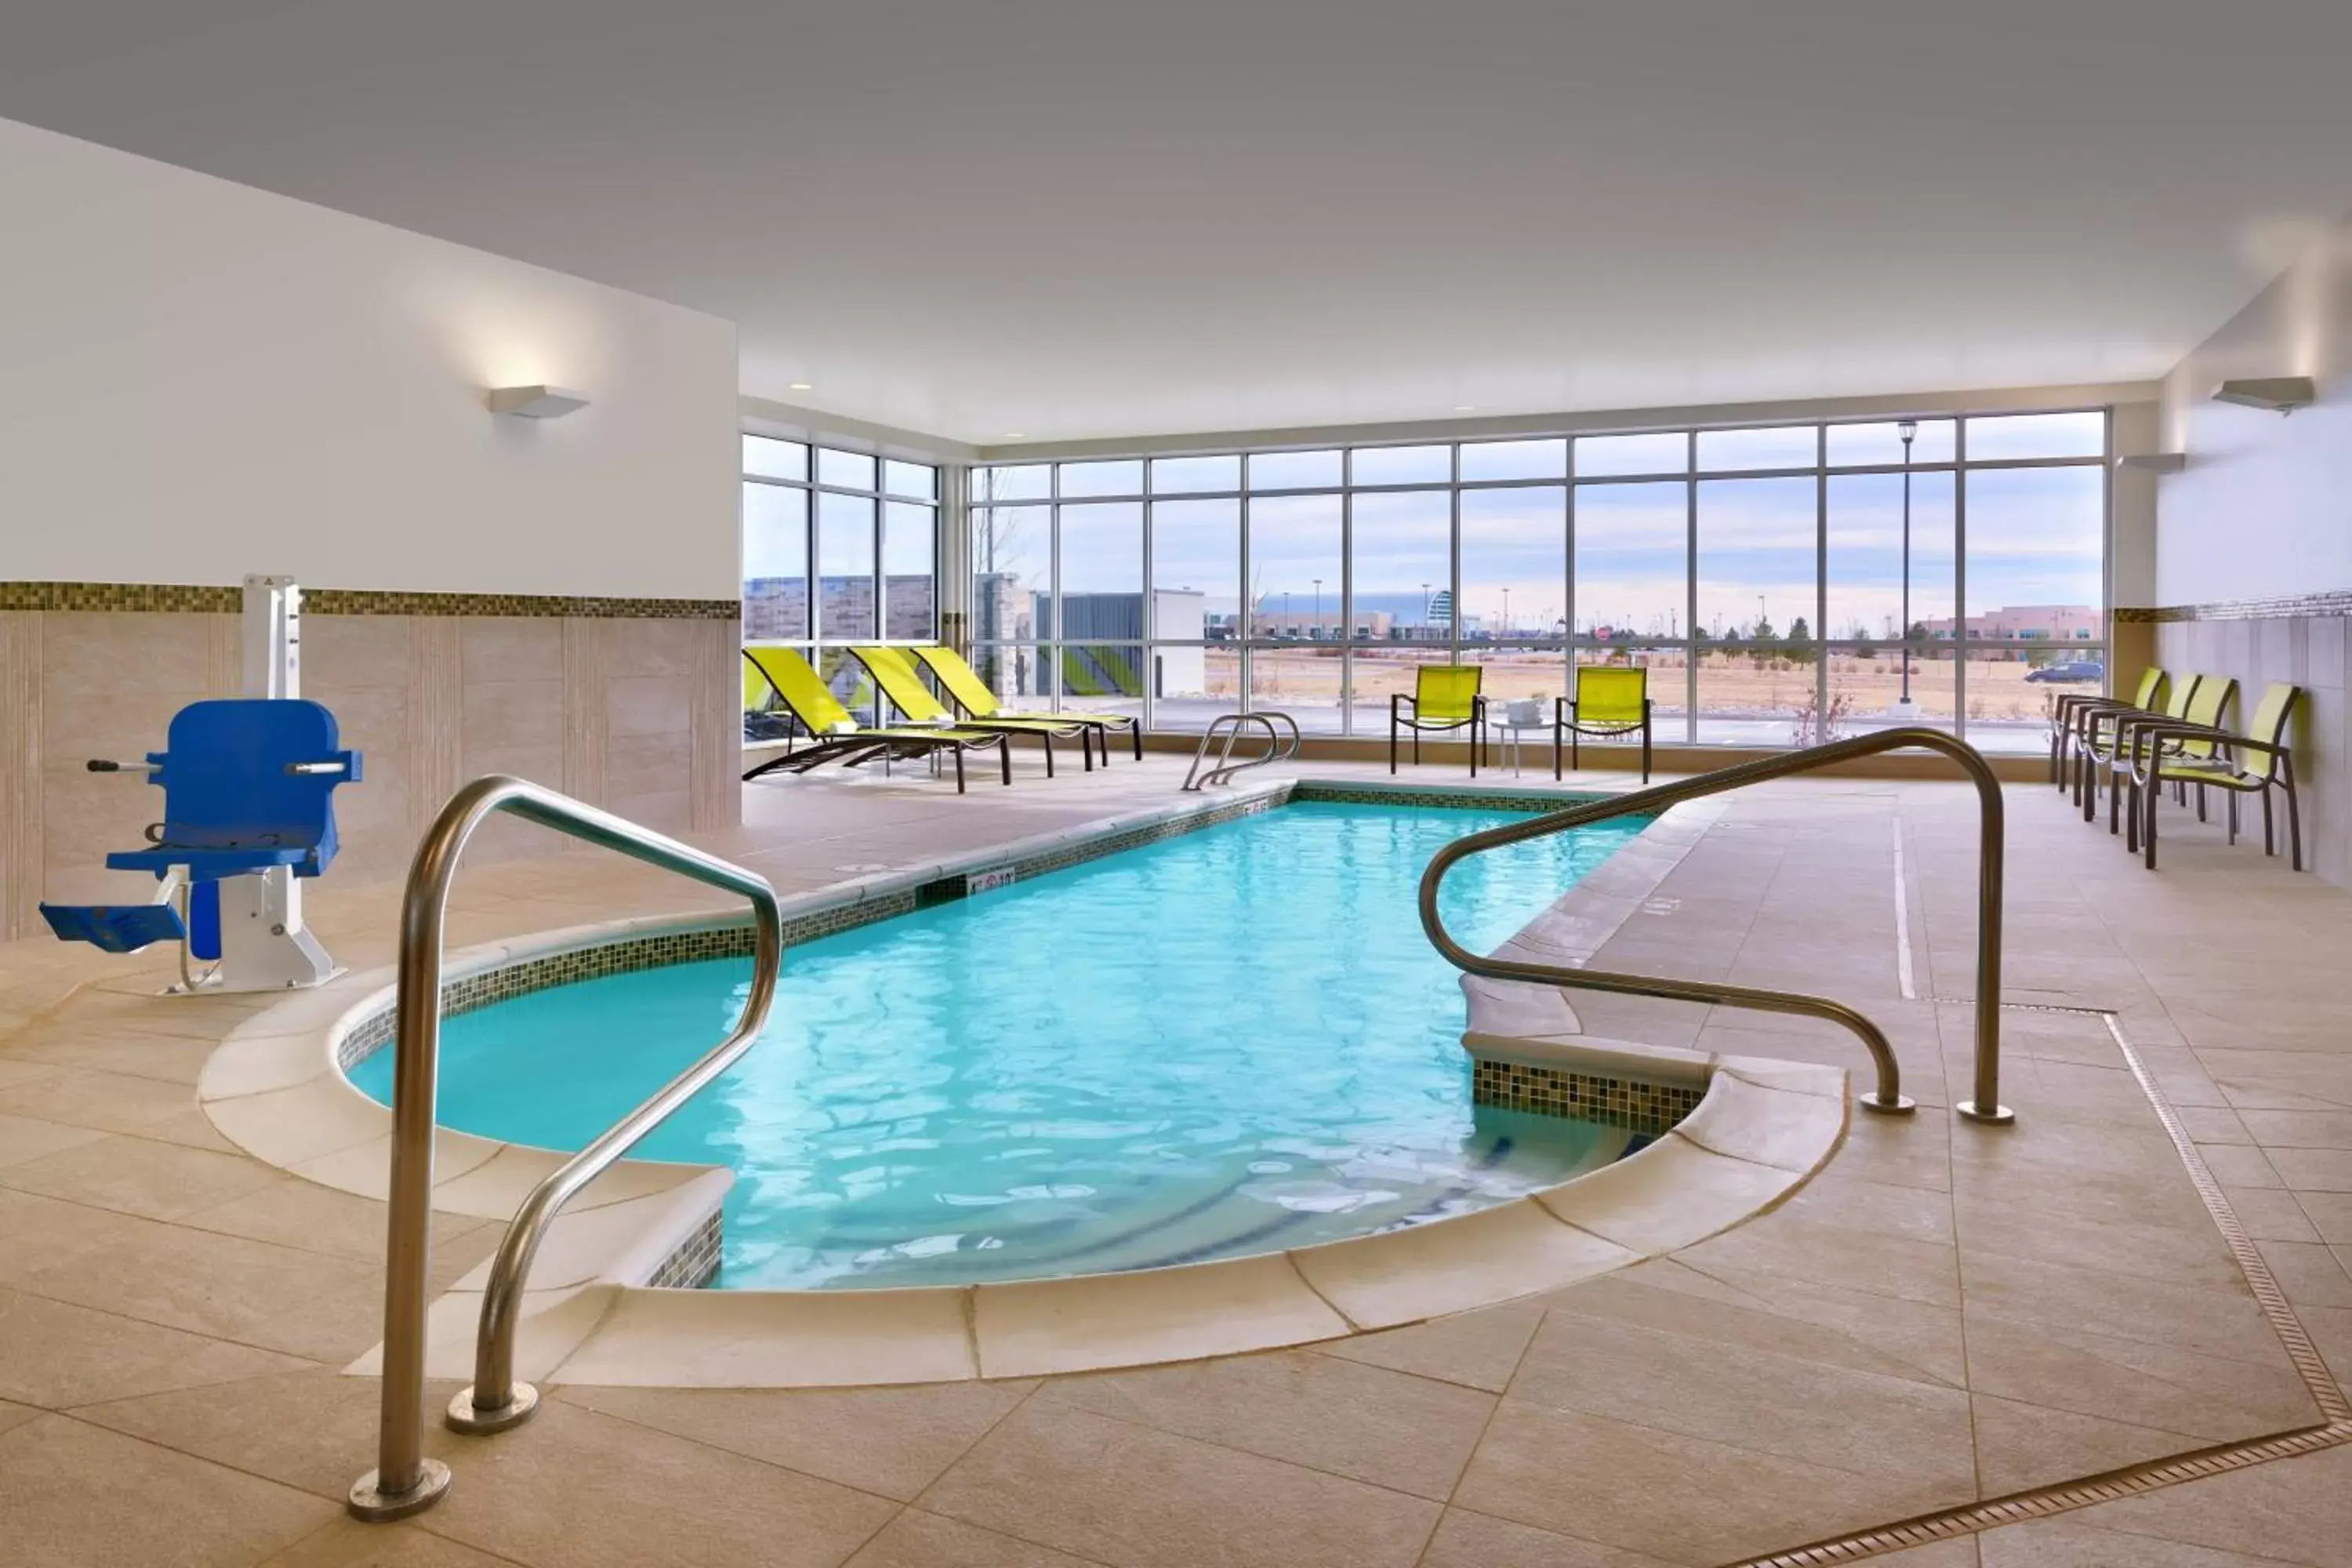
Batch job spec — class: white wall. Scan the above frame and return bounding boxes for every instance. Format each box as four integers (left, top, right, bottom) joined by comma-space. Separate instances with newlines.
2155, 221, 2352, 606
0, 116, 739, 600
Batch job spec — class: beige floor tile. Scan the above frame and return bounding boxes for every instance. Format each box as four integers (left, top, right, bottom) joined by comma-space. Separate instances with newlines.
1968, 1393, 2209, 1495
2043, 1442, 2352, 1566
1315, 1299, 1544, 1392
136, 1105, 250, 1152
1453, 1400, 1965, 1566
557, 1379, 1034, 1501
1625, 1255, 1973, 1385
258, 1517, 517, 1566
2255, 1239, 2352, 1309
1505, 1309, 1975, 1487
1953, 1197, 2247, 1292
843, 1508, 1106, 1568
1675, 1207, 1962, 1308
1542, 1269, 1965, 1388
1960, 1311, 2319, 1440
2193, 1142, 2284, 1189
0, 1396, 42, 1436
2266, 1146, 2352, 1192
0, 1109, 110, 1169
2238, 1109, 2352, 1149
1780, 1169, 1957, 1246
179, 1176, 487, 1261
419, 1397, 898, 1568
1958, 1251, 2287, 1367
2296, 1190, 2352, 1244
1040, 1348, 1496, 1501
2224, 1185, 2323, 1242
0, 1413, 335, 1566
0, 1063, 198, 1132
1416, 1507, 1682, 1567
0, 1286, 316, 1407
5, 1026, 218, 1084
1977, 1515, 2305, 1566
0, 1131, 283, 1221
919, 1399, 1439, 1568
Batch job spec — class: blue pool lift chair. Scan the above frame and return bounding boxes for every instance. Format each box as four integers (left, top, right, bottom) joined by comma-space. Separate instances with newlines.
39, 699, 361, 992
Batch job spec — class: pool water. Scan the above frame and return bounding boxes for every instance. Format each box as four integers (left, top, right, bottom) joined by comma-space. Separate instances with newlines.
351, 800, 1650, 1289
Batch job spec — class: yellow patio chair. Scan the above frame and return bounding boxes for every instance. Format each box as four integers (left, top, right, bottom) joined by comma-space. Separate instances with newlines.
850, 645, 1096, 776
1391, 664, 1486, 775
2101, 674, 2233, 837
1557, 667, 1653, 782
741, 645, 1011, 792
2128, 681, 2300, 869
2053, 666, 2165, 793
910, 645, 1144, 761
2078, 673, 2200, 826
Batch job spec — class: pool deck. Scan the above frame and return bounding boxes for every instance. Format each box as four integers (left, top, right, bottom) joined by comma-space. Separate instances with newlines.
2, 753, 2350, 1566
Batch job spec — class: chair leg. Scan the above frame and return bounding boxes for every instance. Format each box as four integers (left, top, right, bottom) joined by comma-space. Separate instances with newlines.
2196, 783, 2207, 823
1000, 739, 1012, 786
1469, 719, 1478, 778
2111, 767, 2125, 836
2227, 791, 2238, 846
2124, 774, 2139, 851
953, 747, 967, 794
1641, 722, 1651, 784
1390, 717, 1399, 775
2144, 775, 2159, 869
2263, 788, 2276, 855
1553, 720, 1563, 782
1043, 734, 1055, 779
1130, 722, 1142, 761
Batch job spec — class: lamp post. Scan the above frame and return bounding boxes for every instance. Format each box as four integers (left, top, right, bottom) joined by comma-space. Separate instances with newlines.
1312, 578, 1323, 640
1421, 583, 1431, 642
1890, 419, 1920, 717
1501, 587, 1511, 640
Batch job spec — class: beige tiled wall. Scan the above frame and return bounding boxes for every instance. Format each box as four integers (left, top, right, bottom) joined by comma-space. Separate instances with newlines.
2154, 615, 2349, 886
0, 610, 743, 937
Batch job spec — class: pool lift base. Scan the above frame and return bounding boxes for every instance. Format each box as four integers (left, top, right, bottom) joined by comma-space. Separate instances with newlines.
347, 1459, 452, 1523
1957, 1099, 2016, 1125
447, 1381, 540, 1436
1856, 1091, 1918, 1116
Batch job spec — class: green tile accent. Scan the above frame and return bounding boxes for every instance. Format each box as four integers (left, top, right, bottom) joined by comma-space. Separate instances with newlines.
1469, 1058, 1703, 1134
0, 580, 739, 619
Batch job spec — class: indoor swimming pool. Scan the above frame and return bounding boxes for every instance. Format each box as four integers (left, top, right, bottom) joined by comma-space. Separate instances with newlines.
350, 799, 1650, 1289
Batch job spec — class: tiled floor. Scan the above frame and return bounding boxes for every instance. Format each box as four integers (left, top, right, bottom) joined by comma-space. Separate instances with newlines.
1, 753, 2347, 1566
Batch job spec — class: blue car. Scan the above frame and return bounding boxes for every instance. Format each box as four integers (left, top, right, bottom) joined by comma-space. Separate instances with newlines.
2024, 660, 2104, 684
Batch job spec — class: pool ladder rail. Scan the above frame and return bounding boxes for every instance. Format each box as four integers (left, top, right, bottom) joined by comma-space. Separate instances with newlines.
349, 776, 786, 1523
1420, 727, 2013, 1128
1181, 711, 1303, 790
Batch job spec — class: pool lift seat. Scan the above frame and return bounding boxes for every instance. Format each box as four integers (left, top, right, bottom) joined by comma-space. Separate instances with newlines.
39, 698, 361, 993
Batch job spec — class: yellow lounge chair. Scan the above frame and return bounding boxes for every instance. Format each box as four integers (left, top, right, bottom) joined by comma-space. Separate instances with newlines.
2129, 681, 2299, 869
1556, 666, 1653, 782
741, 645, 1011, 793
850, 646, 1097, 776
2078, 673, 2199, 824
910, 645, 1144, 761
1392, 665, 1486, 775
2103, 674, 2233, 837
2053, 666, 2165, 791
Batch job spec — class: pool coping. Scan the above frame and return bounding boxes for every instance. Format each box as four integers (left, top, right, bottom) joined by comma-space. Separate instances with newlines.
198, 777, 1846, 1388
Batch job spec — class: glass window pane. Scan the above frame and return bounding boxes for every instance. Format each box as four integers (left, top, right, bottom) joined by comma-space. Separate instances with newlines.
742, 435, 808, 482
1465, 646, 1571, 714
1151, 455, 1241, 494
1460, 439, 1566, 483
1150, 499, 1240, 641
1461, 486, 1566, 643
1696, 477, 1818, 643
966, 644, 1044, 708
1965, 465, 2105, 750
1149, 644, 1240, 731
817, 448, 878, 491
882, 459, 937, 500
1060, 459, 1144, 499
742, 484, 808, 640
1058, 644, 1145, 724
882, 501, 935, 639
972, 506, 1047, 643
1348, 648, 1470, 735
1054, 502, 1143, 644
975, 464, 1051, 503
1350, 445, 1450, 486
1574, 481, 1689, 644
1965, 412, 2106, 462
1249, 449, 1342, 490
1826, 470, 1957, 734
1350, 490, 1449, 644
1247, 494, 1341, 640
1577, 432, 1687, 477
1827, 419, 1955, 467
816, 492, 877, 639
1697, 426, 1818, 472
1250, 644, 1344, 734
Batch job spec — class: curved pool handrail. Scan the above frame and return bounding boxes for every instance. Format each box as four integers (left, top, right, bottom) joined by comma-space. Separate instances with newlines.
1418, 727, 2009, 1126
1182, 711, 1303, 790
350, 775, 784, 1523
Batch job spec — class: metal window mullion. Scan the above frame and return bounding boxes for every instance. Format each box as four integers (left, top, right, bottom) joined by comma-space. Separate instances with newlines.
2101, 406, 2116, 699
1564, 437, 1578, 703
1816, 423, 1829, 744
1449, 441, 1463, 669
1239, 495, 1253, 720
1340, 463, 1355, 736
1686, 433, 1699, 745
1954, 418, 1968, 742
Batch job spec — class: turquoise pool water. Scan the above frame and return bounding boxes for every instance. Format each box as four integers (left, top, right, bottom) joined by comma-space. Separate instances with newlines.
351, 800, 1650, 1289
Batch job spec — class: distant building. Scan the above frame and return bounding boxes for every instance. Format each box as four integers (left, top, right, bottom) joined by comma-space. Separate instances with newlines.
1918, 605, 2100, 643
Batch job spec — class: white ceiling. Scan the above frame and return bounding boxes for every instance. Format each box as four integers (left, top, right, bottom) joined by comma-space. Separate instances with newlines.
5, 1, 2350, 445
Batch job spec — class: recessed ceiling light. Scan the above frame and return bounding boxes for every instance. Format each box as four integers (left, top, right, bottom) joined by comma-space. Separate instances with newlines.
1454, 405, 1476, 412
1004, 432, 1026, 440
786, 382, 813, 392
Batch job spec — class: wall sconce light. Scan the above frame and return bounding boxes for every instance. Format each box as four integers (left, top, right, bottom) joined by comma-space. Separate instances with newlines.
485, 385, 592, 419
2115, 452, 2188, 474
2210, 377, 2316, 415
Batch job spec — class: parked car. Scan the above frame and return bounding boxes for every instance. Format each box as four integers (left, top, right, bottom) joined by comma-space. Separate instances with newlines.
2024, 660, 2104, 684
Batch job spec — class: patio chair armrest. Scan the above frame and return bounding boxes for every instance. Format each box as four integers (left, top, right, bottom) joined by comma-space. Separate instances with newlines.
1392, 692, 1410, 717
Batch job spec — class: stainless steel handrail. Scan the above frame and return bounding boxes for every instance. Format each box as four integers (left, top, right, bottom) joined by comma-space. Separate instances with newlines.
1419, 727, 2010, 1125
1182, 711, 1302, 790
349, 776, 785, 1523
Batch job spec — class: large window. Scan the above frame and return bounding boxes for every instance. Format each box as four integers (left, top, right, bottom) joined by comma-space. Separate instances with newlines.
969, 410, 2108, 751
744, 436, 938, 730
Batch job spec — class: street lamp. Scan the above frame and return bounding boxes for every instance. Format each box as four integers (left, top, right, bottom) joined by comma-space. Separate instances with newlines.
1890, 419, 1920, 717
1421, 582, 1431, 642
1501, 587, 1511, 639
1312, 578, 1323, 640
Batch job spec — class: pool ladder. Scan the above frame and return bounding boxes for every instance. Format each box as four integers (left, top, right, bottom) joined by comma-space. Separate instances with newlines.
350, 777, 786, 1523
1419, 727, 2013, 1128
1181, 711, 1303, 790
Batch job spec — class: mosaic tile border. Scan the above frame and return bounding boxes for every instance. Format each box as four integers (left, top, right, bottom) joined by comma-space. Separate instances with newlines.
648, 1209, 725, 1290
1294, 782, 1613, 815
1470, 1058, 1705, 1135
2116, 590, 2352, 624
0, 580, 739, 619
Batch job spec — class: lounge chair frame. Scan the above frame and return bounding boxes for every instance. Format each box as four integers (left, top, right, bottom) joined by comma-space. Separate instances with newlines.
912, 645, 1143, 762
849, 646, 1096, 777
741, 649, 1011, 793
1554, 670, 1653, 782
1390, 666, 1488, 775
